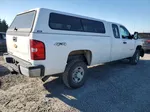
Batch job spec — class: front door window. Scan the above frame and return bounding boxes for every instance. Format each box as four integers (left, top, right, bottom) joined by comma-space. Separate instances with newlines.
120, 26, 130, 39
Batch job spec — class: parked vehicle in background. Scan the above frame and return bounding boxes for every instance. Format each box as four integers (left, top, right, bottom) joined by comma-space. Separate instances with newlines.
139, 33, 150, 51
3, 8, 144, 89
0, 32, 7, 52
143, 39, 150, 51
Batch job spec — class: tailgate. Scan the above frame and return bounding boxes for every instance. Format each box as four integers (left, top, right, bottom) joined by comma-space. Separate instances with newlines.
6, 35, 30, 61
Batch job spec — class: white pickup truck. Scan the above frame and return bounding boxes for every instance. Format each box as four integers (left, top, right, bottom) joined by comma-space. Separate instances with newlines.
3, 8, 144, 88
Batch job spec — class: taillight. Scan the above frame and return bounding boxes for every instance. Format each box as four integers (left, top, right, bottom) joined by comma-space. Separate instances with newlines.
146, 40, 150, 43
30, 39, 45, 60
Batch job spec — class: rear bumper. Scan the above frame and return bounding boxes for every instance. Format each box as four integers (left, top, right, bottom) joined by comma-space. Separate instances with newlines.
3, 53, 45, 77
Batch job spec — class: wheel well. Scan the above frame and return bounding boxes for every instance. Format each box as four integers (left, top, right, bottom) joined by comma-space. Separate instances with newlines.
67, 50, 92, 65
136, 45, 144, 57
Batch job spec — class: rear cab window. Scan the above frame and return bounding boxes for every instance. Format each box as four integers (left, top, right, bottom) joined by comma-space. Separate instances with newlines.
7, 10, 36, 36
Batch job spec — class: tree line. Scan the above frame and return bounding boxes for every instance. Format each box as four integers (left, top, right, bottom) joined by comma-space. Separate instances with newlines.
0, 19, 8, 32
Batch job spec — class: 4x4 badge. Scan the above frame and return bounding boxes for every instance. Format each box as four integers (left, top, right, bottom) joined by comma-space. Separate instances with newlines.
54, 42, 67, 46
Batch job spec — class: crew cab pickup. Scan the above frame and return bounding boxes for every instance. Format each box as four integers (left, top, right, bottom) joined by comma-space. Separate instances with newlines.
3, 8, 144, 88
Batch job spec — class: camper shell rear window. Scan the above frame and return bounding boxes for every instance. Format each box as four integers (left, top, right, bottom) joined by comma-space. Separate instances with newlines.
7, 10, 36, 35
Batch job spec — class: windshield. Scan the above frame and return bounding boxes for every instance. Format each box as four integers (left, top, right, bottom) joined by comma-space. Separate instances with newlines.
8, 11, 36, 33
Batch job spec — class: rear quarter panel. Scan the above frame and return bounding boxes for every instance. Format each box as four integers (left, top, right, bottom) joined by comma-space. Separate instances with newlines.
32, 33, 111, 76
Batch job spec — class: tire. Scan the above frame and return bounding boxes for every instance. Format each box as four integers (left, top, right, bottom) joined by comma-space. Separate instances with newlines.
129, 49, 140, 65
62, 60, 87, 89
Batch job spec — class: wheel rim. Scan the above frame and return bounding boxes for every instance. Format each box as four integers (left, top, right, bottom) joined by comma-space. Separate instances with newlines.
135, 52, 140, 63
72, 66, 84, 83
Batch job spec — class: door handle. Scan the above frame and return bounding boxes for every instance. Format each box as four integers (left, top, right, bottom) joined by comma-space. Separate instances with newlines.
123, 42, 127, 44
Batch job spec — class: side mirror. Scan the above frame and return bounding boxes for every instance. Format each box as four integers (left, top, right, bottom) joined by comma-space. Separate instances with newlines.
133, 32, 139, 40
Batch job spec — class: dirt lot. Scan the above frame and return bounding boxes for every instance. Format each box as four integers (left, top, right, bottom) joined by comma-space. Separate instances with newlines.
0, 53, 150, 112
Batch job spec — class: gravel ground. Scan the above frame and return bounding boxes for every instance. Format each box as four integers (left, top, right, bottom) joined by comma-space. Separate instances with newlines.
0, 53, 150, 112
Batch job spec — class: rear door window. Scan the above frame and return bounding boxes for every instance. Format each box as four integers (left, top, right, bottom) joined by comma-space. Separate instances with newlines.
112, 24, 120, 38
8, 11, 36, 33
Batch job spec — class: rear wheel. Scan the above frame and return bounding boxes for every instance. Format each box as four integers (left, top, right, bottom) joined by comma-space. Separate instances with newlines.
62, 60, 87, 89
129, 49, 140, 65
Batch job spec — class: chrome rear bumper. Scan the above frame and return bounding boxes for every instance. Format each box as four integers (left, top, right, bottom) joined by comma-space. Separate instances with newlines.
3, 53, 45, 77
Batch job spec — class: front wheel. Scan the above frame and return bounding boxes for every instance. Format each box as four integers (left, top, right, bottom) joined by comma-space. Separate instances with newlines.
129, 49, 140, 65
62, 60, 87, 89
